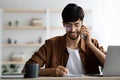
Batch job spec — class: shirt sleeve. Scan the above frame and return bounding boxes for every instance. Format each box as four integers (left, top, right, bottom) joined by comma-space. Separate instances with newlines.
92, 39, 106, 54
92, 39, 106, 66
25, 39, 52, 67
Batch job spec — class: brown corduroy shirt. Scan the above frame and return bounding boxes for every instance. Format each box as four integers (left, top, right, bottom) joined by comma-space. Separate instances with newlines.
25, 34, 105, 75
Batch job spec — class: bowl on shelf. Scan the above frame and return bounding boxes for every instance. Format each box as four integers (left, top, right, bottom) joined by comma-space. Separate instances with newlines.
9, 52, 25, 62
31, 18, 43, 27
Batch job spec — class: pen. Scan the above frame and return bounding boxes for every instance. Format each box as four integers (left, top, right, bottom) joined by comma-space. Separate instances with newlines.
56, 62, 60, 66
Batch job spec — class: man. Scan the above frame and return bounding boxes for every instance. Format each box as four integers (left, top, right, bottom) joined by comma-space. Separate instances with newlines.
22, 3, 106, 76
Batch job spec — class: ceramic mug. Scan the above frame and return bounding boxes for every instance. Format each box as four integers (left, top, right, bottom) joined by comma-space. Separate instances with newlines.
24, 63, 40, 78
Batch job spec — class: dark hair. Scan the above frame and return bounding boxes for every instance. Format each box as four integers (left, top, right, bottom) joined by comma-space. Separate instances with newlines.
62, 3, 84, 23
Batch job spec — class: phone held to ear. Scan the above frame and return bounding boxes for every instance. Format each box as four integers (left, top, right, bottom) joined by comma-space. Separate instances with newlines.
81, 23, 87, 39
81, 33, 86, 39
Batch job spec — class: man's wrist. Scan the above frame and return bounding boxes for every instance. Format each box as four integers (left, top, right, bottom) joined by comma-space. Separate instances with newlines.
40, 68, 56, 76
87, 41, 93, 47
87, 42, 95, 49
51, 68, 56, 76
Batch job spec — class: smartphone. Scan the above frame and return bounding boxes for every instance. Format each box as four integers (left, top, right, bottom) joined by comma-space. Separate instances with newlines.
81, 33, 86, 39
81, 22, 87, 39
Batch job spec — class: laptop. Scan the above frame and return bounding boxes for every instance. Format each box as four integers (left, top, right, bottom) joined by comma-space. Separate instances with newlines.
103, 45, 120, 76
86, 46, 120, 77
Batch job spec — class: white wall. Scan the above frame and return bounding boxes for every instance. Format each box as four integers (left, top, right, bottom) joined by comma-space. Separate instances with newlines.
103, 0, 120, 48
0, 0, 92, 9
91, 0, 120, 50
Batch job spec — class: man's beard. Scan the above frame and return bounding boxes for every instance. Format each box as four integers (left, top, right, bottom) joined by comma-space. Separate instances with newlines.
67, 31, 80, 40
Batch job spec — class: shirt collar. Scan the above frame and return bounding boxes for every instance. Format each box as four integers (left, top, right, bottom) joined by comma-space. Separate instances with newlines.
80, 38, 86, 52
62, 34, 86, 52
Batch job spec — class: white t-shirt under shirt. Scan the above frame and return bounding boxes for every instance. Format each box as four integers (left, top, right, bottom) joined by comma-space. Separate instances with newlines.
66, 47, 85, 74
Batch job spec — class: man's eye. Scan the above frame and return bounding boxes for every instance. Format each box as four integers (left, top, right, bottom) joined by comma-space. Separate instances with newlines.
75, 24, 80, 27
66, 24, 72, 27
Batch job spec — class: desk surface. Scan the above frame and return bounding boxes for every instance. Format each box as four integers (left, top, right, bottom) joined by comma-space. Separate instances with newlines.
1, 76, 120, 80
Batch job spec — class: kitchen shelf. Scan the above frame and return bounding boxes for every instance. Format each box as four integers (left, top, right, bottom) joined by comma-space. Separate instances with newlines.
3, 9, 46, 13
2, 61, 25, 64
2, 43, 42, 47
3, 9, 92, 14
3, 26, 46, 30
49, 26, 64, 30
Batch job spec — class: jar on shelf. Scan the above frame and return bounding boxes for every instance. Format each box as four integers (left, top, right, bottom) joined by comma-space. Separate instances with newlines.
31, 18, 43, 27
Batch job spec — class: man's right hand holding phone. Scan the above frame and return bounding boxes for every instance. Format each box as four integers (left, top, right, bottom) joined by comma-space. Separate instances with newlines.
80, 25, 92, 46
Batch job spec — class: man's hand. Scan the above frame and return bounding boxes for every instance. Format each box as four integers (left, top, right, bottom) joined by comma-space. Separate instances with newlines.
39, 66, 69, 76
55, 66, 69, 76
80, 25, 92, 46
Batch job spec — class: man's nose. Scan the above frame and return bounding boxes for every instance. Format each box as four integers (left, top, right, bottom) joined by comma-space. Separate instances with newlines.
70, 26, 76, 32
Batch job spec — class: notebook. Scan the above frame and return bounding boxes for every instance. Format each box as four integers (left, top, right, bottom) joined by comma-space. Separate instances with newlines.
63, 74, 84, 77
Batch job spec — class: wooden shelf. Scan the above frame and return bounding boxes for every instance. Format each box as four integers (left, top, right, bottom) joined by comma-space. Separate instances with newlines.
50, 27, 64, 30
3, 9, 92, 14
50, 9, 92, 14
3, 9, 60, 13
2, 43, 42, 47
49, 10, 62, 13
3, 9, 46, 13
3, 26, 46, 30
2, 61, 25, 64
